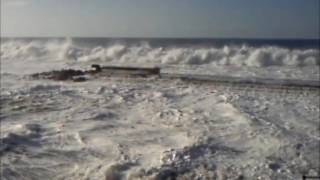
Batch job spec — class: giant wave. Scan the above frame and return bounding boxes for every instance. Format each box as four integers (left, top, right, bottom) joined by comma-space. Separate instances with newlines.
1, 38, 319, 68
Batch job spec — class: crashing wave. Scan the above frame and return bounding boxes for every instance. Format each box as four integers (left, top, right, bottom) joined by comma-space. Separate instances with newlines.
1, 38, 319, 67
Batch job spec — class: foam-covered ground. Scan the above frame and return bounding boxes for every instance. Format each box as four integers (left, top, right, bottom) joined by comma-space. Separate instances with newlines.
1, 38, 320, 179
1, 72, 319, 179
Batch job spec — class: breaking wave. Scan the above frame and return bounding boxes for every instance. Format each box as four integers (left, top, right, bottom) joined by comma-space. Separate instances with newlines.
1, 38, 319, 67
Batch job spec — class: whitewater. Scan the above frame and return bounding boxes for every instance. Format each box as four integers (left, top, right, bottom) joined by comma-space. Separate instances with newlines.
1, 38, 319, 179
1, 38, 319, 67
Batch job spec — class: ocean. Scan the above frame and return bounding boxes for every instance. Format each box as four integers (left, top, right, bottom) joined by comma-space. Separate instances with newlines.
1, 38, 319, 71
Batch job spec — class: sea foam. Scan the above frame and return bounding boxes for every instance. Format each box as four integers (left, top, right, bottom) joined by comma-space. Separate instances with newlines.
1, 38, 319, 68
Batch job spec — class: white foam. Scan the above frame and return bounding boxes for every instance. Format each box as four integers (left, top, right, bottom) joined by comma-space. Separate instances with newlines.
1, 39, 319, 68
1, 64, 319, 179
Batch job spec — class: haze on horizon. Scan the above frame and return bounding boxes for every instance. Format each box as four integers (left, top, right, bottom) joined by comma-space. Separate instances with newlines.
1, 0, 319, 39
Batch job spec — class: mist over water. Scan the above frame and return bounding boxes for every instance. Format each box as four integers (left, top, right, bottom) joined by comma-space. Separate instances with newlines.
1, 38, 319, 68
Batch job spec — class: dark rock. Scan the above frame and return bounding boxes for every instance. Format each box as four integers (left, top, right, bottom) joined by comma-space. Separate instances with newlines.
91, 64, 102, 72
238, 175, 245, 180
31, 69, 85, 81
53, 69, 84, 80
155, 168, 177, 180
72, 76, 87, 82
295, 143, 303, 150
268, 163, 281, 171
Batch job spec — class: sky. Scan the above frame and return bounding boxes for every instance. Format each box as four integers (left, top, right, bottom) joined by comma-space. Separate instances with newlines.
1, 0, 319, 38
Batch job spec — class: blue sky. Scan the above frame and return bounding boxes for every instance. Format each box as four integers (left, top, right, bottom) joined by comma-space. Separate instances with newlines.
1, 0, 319, 38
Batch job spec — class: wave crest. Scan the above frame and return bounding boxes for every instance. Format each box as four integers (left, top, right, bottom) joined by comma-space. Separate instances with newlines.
1, 39, 319, 67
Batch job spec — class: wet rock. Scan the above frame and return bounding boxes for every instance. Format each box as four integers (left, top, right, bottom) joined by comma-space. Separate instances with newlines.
31, 69, 85, 81
105, 163, 133, 180
91, 64, 102, 72
295, 143, 303, 150
154, 168, 177, 180
72, 76, 87, 82
268, 163, 281, 171
237, 174, 245, 180
92, 112, 116, 121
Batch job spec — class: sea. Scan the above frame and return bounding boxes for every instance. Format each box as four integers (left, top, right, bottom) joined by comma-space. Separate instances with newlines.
1, 38, 319, 72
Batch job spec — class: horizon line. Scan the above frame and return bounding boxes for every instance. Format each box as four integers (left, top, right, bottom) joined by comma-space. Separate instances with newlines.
1, 36, 319, 41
